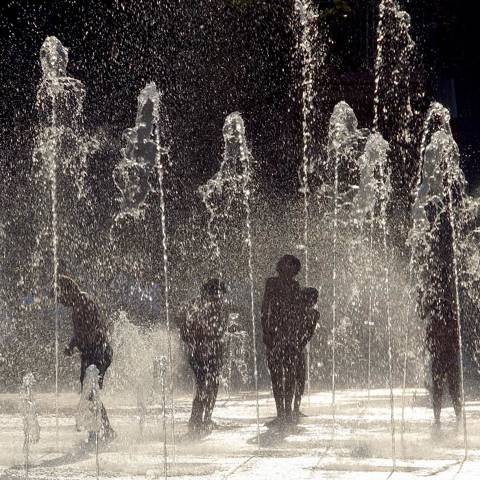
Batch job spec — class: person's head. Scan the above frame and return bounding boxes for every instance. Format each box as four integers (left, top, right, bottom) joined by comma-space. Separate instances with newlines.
202, 278, 227, 301
57, 275, 81, 307
302, 287, 319, 308
276, 255, 301, 279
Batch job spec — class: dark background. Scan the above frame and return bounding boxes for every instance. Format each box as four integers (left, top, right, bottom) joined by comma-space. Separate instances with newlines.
0, 0, 479, 197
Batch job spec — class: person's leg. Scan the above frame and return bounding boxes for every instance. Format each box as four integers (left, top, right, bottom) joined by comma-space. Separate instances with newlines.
431, 355, 446, 425
80, 354, 88, 391
447, 355, 463, 421
283, 355, 296, 423
189, 356, 205, 431
204, 360, 220, 427
267, 350, 285, 419
294, 352, 306, 415
96, 344, 115, 439
80, 352, 101, 443
97, 343, 113, 390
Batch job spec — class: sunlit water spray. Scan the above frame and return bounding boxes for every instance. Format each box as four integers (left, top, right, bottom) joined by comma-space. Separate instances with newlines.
201, 112, 260, 444
155, 356, 168, 480
411, 114, 469, 457
373, 2, 414, 467
374, 0, 415, 243
328, 101, 367, 425
21, 373, 40, 478
113, 82, 176, 458
76, 365, 103, 478
398, 103, 451, 433
373, 134, 395, 469
34, 36, 87, 444
354, 127, 384, 402
294, 0, 319, 403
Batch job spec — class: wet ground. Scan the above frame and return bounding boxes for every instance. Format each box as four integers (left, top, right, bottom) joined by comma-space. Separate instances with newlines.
1, 388, 479, 479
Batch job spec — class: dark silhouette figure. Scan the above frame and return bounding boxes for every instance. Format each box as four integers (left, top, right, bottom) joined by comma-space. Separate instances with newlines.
421, 204, 462, 427
58, 275, 115, 441
261, 255, 301, 427
293, 287, 320, 420
178, 278, 231, 435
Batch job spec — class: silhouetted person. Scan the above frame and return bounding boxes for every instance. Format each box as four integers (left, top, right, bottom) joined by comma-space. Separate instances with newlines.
178, 279, 232, 435
58, 275, 115, 441
421, 203, 462, 427
293, 287, 319, 421
261, 255, 301, 427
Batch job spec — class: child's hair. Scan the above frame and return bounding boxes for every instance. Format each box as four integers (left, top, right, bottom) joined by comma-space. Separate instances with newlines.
276, 255, 301, 277
302, 287, 319, 306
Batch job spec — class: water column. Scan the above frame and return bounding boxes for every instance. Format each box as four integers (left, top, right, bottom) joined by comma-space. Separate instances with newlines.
354, 133, 383, 402
113, 82, 176, 458
151, 85, 176, 459
34, 37, 86, 444
373, 0, 414, 469
327, 102, 366, 427
371, 134, 396, 470
201, 113, 260, 444
399, 103, 452, 433
75, 366, 102, 478
444, 136, 469, 459
235, 114, 261, 447
294, 0, 318, 402
21, 373, 40, 479
411, 118, 469, 458
374, 0, 416, 244
358, 133, 397, 468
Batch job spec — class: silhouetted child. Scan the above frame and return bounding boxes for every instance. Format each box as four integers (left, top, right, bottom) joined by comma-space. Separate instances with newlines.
293, 287, 319, 421
261, 255, 301, 427
421, 203, 462, 428
58, 275, 115, 442
178, 279, 232, 435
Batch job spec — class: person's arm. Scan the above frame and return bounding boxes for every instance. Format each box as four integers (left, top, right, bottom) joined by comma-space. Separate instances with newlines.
65, 298, 82, 355
261, 278, 275, 347
306, 311, 319, 342
261, 279, 277, 330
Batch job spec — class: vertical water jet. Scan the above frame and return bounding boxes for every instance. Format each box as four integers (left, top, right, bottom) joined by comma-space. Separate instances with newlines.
113, 82, 176, 459
34, 36, 87, 445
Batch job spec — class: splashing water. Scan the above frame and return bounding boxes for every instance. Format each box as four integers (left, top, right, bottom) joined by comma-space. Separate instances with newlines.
33, 36, 88, 445
21, 373, 40, 478
411, 121, 469, 457
152, 85, 177, 460
419, 102, 452, 169
222, 327, 251, 398
203, 112, 261, 444
294, 0, 318, 402
76, 365, 102, 477
156, 356, 168, 480
113, 82, 159, 222
362, 133, 396, 469
328, 101, 368, 424
199, 115, 251, 273
374, 0, 416, 243
113, 82, 176, 456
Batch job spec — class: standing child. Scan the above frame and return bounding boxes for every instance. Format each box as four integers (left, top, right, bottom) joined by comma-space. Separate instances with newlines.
58, 275, 115, 442
261, 255, 301, 428
178, 279, 233, 435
